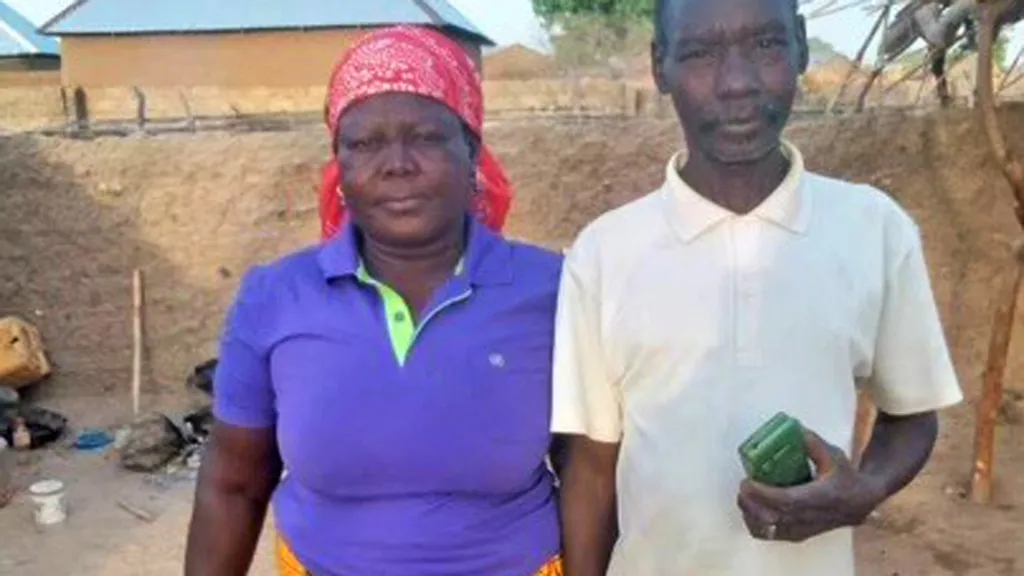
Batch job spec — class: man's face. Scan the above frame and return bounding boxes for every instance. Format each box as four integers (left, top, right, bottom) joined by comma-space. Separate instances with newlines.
653, 0, 808, 165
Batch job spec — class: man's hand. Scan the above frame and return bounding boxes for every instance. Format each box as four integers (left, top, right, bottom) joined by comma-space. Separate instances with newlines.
736, 429, 886, 543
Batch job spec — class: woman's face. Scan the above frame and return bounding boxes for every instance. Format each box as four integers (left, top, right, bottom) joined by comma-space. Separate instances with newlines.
336, 93, 477, 249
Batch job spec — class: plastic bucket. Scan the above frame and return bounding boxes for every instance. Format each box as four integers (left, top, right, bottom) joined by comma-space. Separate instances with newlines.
29, 479, 67, 526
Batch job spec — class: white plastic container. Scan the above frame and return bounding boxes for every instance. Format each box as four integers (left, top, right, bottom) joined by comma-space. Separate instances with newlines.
29, 479, 67, 526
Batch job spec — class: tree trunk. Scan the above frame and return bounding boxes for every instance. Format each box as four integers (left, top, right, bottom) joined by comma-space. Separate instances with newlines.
970, 243, 1024, 503
969, 0, 1024, 505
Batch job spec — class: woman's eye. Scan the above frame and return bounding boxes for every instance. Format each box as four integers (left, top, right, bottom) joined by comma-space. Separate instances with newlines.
343, 137, 375, 152
413, 131, 447, 144
680, 48, 713, 61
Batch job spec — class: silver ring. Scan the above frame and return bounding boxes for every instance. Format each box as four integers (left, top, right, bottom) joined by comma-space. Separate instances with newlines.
764, 523, 777, 540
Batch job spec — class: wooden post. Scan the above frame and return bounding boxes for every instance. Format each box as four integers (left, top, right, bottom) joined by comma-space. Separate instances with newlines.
132, 269, 144, 418
969, 0, 1024, 505
852, 388, 877, 468
970, 242, 1024, 503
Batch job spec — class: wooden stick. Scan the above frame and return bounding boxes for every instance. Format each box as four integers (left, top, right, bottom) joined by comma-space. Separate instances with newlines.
117, 499, 155, 523
852, 388, 877, 468
970, 243, 1024, 503
132, 269, 144, 418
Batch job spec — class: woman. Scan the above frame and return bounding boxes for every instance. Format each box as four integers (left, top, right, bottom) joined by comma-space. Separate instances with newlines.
184, 26, 563, 576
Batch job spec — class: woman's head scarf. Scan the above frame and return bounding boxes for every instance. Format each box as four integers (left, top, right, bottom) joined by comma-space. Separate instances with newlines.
318, 26, 512, 240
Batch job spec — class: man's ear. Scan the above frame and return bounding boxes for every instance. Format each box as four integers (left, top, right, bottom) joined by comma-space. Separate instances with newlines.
794, 14, 809, 75
652, 41, 670, 94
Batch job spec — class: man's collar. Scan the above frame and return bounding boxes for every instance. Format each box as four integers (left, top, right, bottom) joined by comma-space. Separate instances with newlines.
317, 217, 513, 287
661, 140, 811, 244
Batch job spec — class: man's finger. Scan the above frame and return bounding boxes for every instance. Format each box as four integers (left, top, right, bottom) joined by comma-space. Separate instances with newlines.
803, 428, 840, 476
737, 488, 781, 539
740, 477, 794, 507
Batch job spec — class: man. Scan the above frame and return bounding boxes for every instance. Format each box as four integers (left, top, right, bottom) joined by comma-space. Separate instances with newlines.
551, 0, 964, 574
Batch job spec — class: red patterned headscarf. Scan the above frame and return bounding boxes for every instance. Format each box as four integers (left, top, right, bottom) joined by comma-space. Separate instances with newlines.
319, 26, 512, 240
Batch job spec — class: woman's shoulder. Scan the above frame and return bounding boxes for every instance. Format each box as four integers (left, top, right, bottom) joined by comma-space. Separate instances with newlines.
233, 244, 326, 302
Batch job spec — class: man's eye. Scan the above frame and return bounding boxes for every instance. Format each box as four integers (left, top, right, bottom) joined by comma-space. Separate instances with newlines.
680, 48, 713, 61
756, 38, 787, 50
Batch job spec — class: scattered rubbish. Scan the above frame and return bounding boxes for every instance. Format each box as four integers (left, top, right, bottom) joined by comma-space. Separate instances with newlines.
29, 479, 67, 526
0, 406, 68, 451
183, 406, 214, 440
112, 427, 131, 450
0, 317, 52, 390
116, 499, 156, 523
11, 417, 30, 451
0, 387, 17, 408
119, 412, 187, 473
0, 438, 12, 509
186, 359, 217, 396
944, 483, 968, 499
74, 429, 115, 452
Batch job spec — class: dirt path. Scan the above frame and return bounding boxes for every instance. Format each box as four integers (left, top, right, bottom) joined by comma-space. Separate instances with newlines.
0, 447, 275, 576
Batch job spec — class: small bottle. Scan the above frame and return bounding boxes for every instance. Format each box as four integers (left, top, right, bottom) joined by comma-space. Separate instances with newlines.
12, 417, 31, 451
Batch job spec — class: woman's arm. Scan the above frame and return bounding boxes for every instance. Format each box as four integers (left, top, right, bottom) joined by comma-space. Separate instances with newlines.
184, 423, 283, 576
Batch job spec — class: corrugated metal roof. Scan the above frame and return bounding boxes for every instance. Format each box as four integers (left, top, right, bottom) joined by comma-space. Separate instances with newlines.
0, 1, 60, 58
41, 0, 493, 45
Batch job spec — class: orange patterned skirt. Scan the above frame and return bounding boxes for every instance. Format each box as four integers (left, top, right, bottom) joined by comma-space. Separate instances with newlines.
277, 537, 563, 575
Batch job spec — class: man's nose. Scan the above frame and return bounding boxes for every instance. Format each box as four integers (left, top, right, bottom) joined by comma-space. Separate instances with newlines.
715, 49, 760, 99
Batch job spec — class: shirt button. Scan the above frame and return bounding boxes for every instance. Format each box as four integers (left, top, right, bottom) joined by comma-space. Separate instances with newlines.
393, 311, 407, 323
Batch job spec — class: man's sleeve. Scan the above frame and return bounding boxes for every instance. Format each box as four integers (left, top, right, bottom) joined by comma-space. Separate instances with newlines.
213, 267, 277, 429
550, 246, 622, 443
864, 229, 964, 415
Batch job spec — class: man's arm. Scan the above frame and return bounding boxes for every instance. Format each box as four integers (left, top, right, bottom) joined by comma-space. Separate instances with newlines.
739, 219, 962, 542
550, 236, 625, 570
561, 436, 620, 576
858, 410, 938, 500
185, 424, 282, 576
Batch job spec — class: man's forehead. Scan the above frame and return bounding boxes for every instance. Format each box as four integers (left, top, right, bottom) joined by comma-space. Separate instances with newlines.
666, 0, 794, 37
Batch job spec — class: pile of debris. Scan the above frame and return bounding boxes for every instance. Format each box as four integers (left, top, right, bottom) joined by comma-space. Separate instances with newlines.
0, 317, 65, 508
117, 359, 216, 475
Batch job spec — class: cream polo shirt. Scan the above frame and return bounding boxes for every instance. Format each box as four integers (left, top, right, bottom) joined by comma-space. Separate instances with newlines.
550, 141, 963, 576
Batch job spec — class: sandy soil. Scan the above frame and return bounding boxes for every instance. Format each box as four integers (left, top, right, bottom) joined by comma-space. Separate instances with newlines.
1, 107, 1023, 574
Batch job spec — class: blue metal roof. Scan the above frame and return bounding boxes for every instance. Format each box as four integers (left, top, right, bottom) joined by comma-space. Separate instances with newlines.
0, 1, 60, 58
41, 0, 493, 45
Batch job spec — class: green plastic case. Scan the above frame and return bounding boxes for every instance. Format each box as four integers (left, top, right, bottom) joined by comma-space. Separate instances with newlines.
738, 412, 813, 487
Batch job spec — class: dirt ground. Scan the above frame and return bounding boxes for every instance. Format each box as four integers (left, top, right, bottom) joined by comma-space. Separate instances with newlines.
1, 106, 1023, 574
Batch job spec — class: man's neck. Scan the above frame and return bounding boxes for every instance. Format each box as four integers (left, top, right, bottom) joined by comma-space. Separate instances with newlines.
679, 145, 791, 215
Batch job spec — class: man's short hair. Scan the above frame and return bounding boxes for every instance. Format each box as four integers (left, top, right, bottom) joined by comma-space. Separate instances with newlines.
654, 0, 800, 48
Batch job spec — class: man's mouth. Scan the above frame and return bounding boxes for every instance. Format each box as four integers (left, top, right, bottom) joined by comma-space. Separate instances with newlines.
719, 118, 763, 136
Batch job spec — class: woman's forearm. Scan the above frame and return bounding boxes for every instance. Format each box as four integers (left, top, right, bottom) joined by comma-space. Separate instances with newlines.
184, 423, 282, 576
184, 484, 274, 576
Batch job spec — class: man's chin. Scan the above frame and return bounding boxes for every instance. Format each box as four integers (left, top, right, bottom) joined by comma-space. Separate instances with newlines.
707, 136, 780, 165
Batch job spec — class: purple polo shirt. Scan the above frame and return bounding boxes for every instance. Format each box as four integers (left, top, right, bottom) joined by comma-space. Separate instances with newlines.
213, 219, 562, 576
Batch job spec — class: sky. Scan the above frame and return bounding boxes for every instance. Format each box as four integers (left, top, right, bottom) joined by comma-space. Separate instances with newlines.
9, 0, 1023, 64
